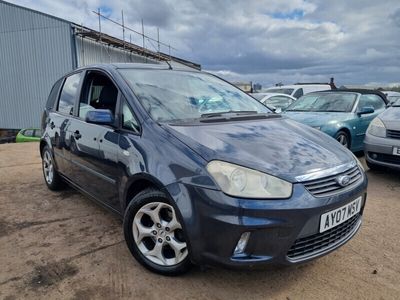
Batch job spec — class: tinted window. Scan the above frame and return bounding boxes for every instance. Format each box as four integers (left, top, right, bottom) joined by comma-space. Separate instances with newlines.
119, 70, 270, 122
293, 88, 303, 99
358, 94, 385, 110
58, 73, 82, 115
46, 79, 63, 110
286, 93, 357, 112
122, 97, 140, 132
23, 129, 34, 137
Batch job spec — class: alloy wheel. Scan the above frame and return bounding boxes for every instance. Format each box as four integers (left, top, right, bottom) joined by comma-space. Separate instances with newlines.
43, 151, 54, 184
132, 202, 188, 266
336, 134, 348, 148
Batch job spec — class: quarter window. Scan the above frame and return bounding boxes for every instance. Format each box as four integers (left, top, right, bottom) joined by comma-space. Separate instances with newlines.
121, 97, 140, 132
58, 73, 82, 115
293, 88, 304, 99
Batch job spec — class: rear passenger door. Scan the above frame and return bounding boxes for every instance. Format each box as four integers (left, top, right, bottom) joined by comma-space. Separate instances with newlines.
48, 72, 83, 177
67, 70, 121, 211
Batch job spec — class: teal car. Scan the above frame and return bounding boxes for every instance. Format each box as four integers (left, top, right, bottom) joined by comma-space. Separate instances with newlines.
15, 128, 41, 143
284, 90, 388, 152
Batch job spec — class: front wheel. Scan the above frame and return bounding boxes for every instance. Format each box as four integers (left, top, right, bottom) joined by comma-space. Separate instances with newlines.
335, 131, 350, 149
123, 188, 192, 276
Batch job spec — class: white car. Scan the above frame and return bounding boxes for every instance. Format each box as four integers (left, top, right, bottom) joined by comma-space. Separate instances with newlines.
382, 91, 400, 104
263, 84, 332, 99
250, 93, 296, 112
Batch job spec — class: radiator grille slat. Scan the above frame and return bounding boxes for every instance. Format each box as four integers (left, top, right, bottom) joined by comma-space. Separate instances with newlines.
387, 129, 400, 139
303, 166, 362, 197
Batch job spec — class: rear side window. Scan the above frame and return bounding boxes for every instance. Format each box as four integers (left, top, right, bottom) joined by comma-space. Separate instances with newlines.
58, 73, 82, 115
293, 88, 303, 99
359, 94, 385, 110
46, 79, 63, 110
23, 129, 34, 137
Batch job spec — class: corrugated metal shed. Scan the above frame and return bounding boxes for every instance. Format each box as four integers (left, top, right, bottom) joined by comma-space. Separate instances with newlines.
0, 0, 200, 129
0, 0, 74, 129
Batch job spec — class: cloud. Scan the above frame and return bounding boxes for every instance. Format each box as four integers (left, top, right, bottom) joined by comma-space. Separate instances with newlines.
7, 0, 400, 87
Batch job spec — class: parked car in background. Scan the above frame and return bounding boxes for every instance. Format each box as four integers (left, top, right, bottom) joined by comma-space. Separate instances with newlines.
284, 89, 388, 151
264, 83, 332, 99
364, 97, 400, 170
15, 128, 41, 142
40, 63, 367, 275
250, 93, 296, 112
382, 91, 400, 104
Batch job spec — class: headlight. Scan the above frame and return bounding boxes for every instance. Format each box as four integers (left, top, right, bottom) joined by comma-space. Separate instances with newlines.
206, 161, 292, 199
351, 152, 365, 172
367, 117, 386, 137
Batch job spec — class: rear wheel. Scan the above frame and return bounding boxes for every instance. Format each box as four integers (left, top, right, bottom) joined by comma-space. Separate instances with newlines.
123, 188, 191, 276
335, 131, 350, 149
42, 146, 64, 190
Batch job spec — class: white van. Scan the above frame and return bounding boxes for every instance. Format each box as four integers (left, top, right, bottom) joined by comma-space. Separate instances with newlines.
264, 84, 332, 99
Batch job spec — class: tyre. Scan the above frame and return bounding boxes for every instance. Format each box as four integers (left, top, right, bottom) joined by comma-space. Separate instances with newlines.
335, 131, 350, 149
366, 160, 385, 171
123, 188, 191, 276
42, 145, 65, 190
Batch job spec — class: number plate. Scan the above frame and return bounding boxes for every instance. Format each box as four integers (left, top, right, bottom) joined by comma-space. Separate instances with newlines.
319, 197, 362, 233
393, 147, 400, 156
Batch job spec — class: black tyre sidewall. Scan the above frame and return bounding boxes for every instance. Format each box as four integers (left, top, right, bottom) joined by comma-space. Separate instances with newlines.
335, 131, 350, 149
123, 189, 192, 276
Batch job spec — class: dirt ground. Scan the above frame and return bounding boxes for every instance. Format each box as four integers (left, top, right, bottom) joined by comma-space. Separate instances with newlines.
0, 142, 399, 300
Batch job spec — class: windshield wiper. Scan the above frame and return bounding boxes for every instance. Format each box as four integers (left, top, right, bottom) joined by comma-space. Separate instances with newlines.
285, 109, 308, 112
200, 110, 258, 118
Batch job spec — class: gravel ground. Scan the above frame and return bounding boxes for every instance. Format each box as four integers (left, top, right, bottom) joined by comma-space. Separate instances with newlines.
0, 142, 399, 300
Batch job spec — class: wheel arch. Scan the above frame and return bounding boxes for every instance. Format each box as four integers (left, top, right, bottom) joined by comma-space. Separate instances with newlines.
336, 127, 352, 148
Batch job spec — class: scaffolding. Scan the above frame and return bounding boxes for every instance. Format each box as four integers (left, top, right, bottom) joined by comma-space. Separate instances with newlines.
73, 9, 200, 70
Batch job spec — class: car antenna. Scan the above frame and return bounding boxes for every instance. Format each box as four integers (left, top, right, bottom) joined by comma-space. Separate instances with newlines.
164, 60, 173, 70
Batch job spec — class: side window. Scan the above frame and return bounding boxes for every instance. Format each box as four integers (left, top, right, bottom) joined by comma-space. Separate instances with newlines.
79, 72, 118, 119
33, 129, 42, 138
24, 129, 34, 137
46, 79, 63, 110
121, 97, 140, 133
58, 73, 82, 115
293, 88, 303, 99
359, 94, 385, 110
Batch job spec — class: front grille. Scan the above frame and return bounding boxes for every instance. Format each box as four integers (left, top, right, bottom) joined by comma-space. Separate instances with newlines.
387, 129, 400, 140
370, 152, 400, 165
303, 165, 362, 197
287, 214, 361, 260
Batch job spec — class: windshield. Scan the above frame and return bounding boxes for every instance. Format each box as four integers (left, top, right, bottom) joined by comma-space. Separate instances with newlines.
392, 98, 400, 106
286, 92, 357, 112
119, 69, 270, 122
265, 88, 294, 95
388, 96, 400, 104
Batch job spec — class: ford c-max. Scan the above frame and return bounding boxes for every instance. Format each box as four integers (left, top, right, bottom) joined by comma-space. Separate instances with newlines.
40, 63, 367, 275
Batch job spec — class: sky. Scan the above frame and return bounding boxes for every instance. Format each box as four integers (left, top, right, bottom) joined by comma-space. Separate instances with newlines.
7, 0, 400, 88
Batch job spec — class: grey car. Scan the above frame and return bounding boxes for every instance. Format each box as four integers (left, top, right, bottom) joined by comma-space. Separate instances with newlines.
364, 98, 400, 170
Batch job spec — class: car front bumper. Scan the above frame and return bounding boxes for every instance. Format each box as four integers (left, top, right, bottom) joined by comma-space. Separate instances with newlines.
364, 133, 400, 170
165, 173, 368, 269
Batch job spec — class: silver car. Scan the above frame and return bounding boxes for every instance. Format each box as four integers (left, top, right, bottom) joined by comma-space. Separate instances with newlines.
364, 98, 400, 170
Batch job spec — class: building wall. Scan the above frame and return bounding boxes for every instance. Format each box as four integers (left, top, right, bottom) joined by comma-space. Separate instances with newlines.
75, 37, 158, 67
0, 0, 74, 129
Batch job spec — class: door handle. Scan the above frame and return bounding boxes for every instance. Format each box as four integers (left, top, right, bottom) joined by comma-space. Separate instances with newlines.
50, 121, 55, 129
74, 130, 82, 140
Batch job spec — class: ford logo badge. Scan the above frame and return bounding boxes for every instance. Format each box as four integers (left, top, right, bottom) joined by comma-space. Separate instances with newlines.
336, 175, 351, 187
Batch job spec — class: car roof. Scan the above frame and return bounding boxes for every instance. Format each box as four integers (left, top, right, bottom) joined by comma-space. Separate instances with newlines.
318, 89, 388, 104
265, 84, 331, 89
75, 62, 200, 72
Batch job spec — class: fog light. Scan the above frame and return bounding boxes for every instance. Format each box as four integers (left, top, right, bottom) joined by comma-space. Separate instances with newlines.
371, 153, 378, 159
233, 232, 250, 255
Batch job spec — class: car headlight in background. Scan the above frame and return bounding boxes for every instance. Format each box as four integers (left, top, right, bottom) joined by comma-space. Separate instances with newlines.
206, 160, 292, 199
367, 117, 386, 137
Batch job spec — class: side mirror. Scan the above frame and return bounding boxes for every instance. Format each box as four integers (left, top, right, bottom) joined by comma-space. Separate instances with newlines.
357, 106, 375, 116
86, 109, 114, 126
